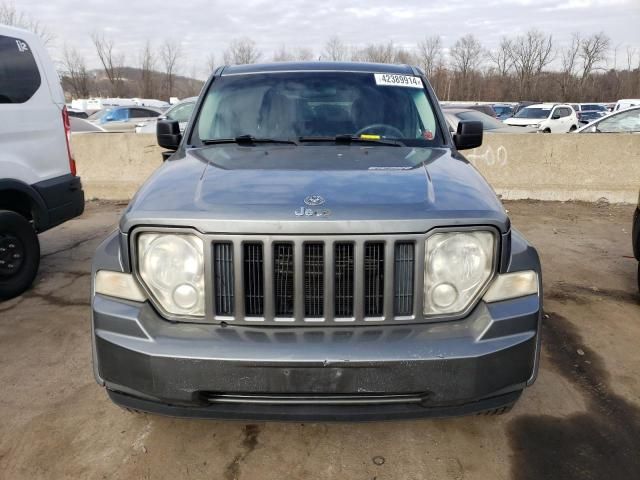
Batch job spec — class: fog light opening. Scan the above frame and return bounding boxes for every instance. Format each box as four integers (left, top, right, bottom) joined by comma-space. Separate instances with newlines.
431, 283, 458, 309
172, 283, 199, 310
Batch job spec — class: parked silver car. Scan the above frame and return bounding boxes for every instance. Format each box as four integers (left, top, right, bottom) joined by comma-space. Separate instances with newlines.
576, 106, 640, 133
88, 106, 162, 132
135, 97, 197, 134
443, 108, 536, 134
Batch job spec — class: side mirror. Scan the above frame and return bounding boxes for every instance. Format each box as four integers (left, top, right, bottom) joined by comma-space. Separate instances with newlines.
157, 119, 182, 151
453, 120, 483, 150
551, 113, 561, 120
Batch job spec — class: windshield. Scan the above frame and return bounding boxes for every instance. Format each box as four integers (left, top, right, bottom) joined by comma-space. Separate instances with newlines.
456, 110, 505, 130
493, 105, 513, 116
192, 72, 440, 146
515, 107, 551, 119
88, 109, 109, 120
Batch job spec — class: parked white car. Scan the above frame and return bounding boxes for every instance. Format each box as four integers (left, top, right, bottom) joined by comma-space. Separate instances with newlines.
0, 24, 85, 299
504, 103, 579, 133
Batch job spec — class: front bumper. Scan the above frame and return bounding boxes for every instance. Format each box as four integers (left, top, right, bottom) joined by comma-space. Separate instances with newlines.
93, 291, 540, 420
92, 226, 541, 421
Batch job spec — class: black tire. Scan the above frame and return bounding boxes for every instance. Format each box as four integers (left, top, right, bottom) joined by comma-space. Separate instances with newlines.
543, 128, 551, 133
0, 210, 40, 300
569, 125, 577, 132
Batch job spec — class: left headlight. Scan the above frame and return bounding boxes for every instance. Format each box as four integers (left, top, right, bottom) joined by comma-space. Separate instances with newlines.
424, 231, 495, 316
138, 232, 205, 317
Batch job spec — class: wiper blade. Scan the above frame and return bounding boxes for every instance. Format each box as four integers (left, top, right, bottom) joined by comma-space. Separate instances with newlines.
299, 135, 403, 147
202, 135, 298, 145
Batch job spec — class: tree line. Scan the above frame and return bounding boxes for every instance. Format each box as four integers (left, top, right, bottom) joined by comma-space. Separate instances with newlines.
2, 2, 638, 102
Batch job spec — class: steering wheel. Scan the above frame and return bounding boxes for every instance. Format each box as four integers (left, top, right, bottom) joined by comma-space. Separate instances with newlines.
354, 124, 404, 138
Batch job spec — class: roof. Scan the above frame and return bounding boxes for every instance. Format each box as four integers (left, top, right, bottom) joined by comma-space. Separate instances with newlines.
0, 24, 38, 40
528, 103, 561, 109
221, 61, 415, 76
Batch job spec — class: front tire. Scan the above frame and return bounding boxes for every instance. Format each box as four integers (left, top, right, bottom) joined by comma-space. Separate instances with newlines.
0, 210, 40, 300
569, 125, 577, 132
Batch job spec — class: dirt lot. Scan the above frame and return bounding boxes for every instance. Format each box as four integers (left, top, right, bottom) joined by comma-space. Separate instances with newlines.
0, 200, 638, 480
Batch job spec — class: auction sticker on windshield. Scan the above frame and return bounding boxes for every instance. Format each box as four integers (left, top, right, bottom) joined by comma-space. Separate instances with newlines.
374, 73, 423, 88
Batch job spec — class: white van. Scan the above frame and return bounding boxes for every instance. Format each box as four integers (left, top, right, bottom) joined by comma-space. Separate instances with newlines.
614, 99, 640, 111
0, 24, 85, 299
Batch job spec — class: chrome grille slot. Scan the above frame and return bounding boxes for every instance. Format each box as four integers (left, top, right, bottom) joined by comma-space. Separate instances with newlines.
364, 242, 384, 317
273, 243, 294, 316
213, 243, 234, 315
304, 243, 324, 317
334, 243, 354, 317
243, 243, 264, 316
394, 242, 414, 316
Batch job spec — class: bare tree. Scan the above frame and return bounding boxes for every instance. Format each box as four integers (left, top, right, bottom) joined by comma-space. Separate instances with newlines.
206, 53, 217, 73
416, 36, 443, 78
355, 41, 404, 64
450, 34, 485, 77
0, 1, 54, 45
61, 45, 90, 98
626, 46, 638, 71
160, 39, 181, 98
273, 44, 294, 62
295, 47, 314, 61
139, 41, 156, 98
322, 36, 348, 61
508, 29, 554, 98
223, 38, 261, 65
91, 32, 125, 97
450, 34, 484, 98
488, 37, 513, 76
273, 45, 314, 62
579, 32, 610, 82
559, 33, 581, 100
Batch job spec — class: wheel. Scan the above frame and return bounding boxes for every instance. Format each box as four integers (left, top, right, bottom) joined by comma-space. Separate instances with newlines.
543, 128, 551, 133
0, 210, 40, 300
569, 125, 577, 132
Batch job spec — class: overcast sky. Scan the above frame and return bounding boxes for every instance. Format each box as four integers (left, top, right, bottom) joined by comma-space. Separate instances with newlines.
16, 0, 640, 77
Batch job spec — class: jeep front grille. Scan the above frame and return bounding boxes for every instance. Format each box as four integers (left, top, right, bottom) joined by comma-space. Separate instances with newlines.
211, 236, 421, 325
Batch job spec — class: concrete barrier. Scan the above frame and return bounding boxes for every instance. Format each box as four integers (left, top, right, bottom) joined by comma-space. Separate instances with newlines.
72, 132, 640, 203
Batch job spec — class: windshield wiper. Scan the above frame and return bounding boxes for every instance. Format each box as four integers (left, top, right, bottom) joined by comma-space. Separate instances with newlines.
201, 135, 298, 145
299, 135, 404, 147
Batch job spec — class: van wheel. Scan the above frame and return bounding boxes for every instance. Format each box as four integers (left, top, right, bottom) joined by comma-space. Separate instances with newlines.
543, 128, 551, 133
0, 210, 40, 300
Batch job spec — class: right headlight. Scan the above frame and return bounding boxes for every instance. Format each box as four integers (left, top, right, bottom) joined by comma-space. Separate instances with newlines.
137, 232, 205, 317
424, 231, 495, 316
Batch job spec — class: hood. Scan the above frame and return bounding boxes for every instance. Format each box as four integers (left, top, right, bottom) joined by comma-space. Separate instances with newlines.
494, 125, 538, 134
504, 117, 545, 126
122, 145, 508, 234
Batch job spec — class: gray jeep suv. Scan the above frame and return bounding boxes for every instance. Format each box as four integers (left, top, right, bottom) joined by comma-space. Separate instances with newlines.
91, 62, 542, 420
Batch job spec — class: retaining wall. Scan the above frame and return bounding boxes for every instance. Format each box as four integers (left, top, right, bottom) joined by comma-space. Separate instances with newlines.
72, 133, 640, 203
